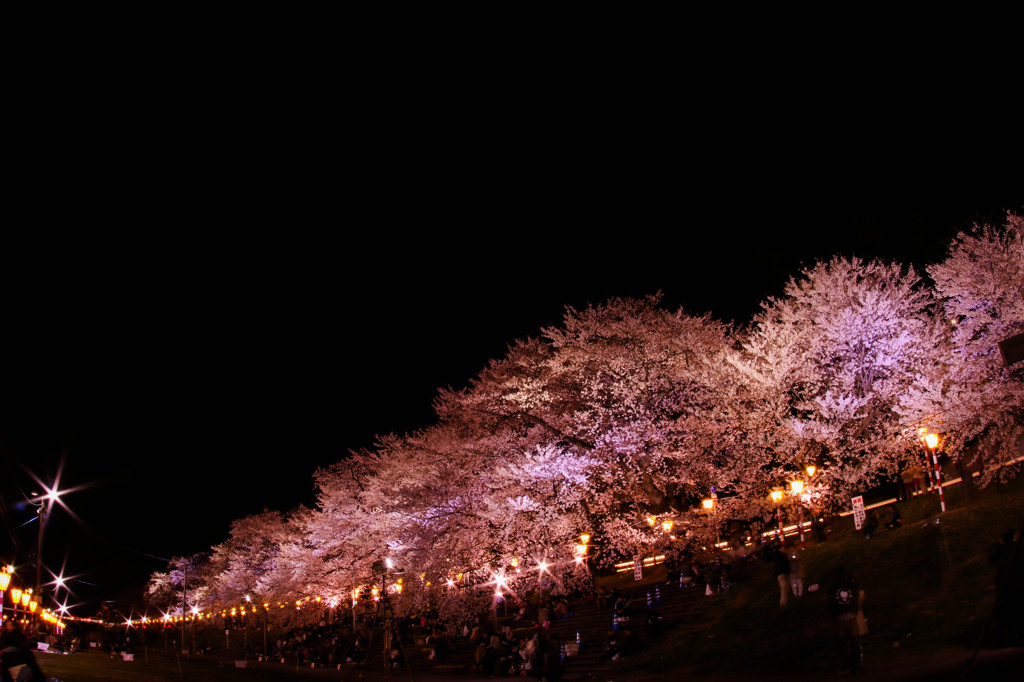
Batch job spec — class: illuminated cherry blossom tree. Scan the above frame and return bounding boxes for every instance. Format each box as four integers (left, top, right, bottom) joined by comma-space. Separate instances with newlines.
901, 211, 1024, 481
208, 510, 292, 607
731, 256, 935, 502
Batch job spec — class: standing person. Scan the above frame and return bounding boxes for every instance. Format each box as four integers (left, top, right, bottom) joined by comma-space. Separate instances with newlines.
789, 552, 805, 599
774, 544, 792, 608
827, 567, 864, 674
862, 510, 879, 540
886, 506, 903, 530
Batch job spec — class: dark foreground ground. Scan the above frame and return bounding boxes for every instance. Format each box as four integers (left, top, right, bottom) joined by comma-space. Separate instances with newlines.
30, 644, 1024, 681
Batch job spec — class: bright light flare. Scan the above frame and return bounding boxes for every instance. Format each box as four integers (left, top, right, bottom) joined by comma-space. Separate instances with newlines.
924, 433, 940, 449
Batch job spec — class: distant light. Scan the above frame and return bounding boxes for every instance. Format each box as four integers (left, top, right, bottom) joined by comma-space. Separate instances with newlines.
537, 561, 549, 573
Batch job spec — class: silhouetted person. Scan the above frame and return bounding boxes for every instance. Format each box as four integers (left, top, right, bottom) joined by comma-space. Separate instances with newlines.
827, 567, 864, 674
885, 506, 902, 530
1, 621, 46, 682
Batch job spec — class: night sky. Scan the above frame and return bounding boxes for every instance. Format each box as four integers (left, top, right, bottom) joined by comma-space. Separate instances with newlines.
2, 82, 1021, 617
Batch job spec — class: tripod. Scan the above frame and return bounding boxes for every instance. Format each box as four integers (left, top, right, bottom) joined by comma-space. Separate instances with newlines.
348, 569, 414, 682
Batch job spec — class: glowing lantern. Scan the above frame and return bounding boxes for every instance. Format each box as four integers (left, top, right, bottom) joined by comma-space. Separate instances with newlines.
579, 534, 590, 545
10, 587, 22, 604
770, 490, 784, 502
924, 433, 940, 449
0, 568, 11, 592
806, 465, 816, 478
662, 520, 674, 532
790, 481, 804, 494
702, 499, 714, 510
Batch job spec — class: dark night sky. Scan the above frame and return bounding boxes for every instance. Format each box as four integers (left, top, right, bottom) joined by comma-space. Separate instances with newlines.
2, 59, 1021, 616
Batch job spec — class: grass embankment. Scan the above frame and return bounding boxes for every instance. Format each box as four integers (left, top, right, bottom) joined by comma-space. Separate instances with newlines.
626, 475, 1024, 677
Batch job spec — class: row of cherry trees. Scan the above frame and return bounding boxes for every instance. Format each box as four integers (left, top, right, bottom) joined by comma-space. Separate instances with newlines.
148, 213, 1023, 626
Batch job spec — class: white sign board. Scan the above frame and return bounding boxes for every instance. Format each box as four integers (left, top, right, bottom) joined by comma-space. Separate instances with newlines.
851, 495, 866, 530
633, 556, 643, 581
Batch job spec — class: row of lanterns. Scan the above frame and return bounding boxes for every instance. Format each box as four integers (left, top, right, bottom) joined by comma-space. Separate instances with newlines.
0, 567, 65, 633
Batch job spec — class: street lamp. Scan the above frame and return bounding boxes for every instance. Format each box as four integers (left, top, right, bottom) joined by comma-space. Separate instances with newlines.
770, 490, 785, 546
790, 481, 806, 549
32, 484, 62, 627
922, 431, 946, 512
0, 567, 11, 623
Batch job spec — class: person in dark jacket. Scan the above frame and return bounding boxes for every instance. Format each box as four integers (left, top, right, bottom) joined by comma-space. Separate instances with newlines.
774, 545, 792, 608
827, 568, 864, 674
1, 621, 46, 682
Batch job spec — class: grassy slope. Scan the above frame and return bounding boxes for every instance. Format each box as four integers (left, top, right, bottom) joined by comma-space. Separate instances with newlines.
626, 474, 1024, 677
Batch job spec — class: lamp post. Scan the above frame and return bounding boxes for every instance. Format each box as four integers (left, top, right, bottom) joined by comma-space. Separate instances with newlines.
923, 432, 946, 512
790, 481, 806, 550
33, 485, 62, 630
770, 490, 785, 546
0, 566, 11, 623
